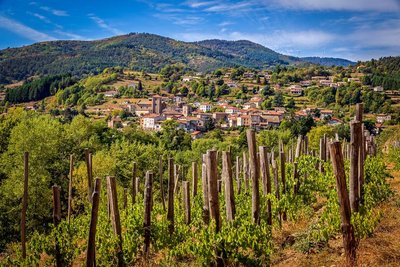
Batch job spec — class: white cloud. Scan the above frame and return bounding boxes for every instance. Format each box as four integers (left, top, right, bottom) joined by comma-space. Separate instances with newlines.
154, 13, 204, 25
88, 14, 123, 35
54, 30, 86, 40
270, 0, 400, 12
185, 1, 219, 8
30, 12, 51, 23
0, 15, 55, 42
40, 6, 69, 16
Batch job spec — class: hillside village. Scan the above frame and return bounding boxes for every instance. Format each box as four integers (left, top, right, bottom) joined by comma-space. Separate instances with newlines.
75, 67, 398, 138
1, 57, 399, 139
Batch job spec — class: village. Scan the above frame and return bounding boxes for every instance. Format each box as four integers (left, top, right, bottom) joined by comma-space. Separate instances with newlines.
73, 68, 397, 138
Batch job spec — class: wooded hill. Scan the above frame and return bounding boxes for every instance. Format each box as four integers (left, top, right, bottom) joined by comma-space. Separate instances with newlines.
0, 33, 354, 84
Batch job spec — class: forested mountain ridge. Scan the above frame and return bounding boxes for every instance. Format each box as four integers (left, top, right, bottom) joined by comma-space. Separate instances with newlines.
0, 33, 354, 84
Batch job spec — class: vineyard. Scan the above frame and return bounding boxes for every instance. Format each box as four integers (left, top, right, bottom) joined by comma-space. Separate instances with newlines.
0, 104, 397, 266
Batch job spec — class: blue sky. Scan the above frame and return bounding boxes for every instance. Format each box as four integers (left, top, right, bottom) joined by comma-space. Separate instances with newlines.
0, 0, 399, 61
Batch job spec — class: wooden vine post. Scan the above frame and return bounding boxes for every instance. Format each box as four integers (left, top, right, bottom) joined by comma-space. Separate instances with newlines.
143, 171, 153, 258
280, 150, 287, 221
319, 137, 326, 172
86, 178, 101, 267
182, 181, 191, 224
207, 150, 223, 266
52, 185, 61, 267
201, 154, 210, 225
222, 151, 235, 221
207, 150, 221, 230
356, 103, 365, 200
132, 162, 137, 204
192, 161, 198, 198
246, 129, 260, 225
68, 154, 73, 223
235, 156, 241, 194
329, 141, 357, 266
85, 148, 93, 203
106, 176, 124, 267
21, 152, 28, 259
350, 121, 361, 212
167, 158, 175, 234
259, 146, 272, 225
159, 156, 166, 211
242, 152, 249, 192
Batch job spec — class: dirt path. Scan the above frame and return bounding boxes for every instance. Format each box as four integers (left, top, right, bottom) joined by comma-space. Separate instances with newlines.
272, 166, 400, 267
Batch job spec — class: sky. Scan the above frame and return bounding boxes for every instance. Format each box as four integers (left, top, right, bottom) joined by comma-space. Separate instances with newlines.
0, 0, 399, 61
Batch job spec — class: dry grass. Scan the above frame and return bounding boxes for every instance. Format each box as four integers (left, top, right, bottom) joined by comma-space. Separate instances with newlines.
272, 166, 400, 267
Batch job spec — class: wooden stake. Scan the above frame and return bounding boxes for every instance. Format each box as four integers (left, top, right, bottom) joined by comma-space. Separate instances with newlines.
106, 176, 123, 266
182, 181, 191, 224
259, 146, 272, 225
280, 150, 287, 221
243, 152, 249, 192
159, 156, 166, 211
167, 158, 175, 234
85, 149, 93, 203
247, 129, 260, 225
201, 154, 210, 225
222, 151, 235, 221
350, 121, 361, 212
192, 161, 198, 198
235, 156, 241, 194
135, 177, 140, 198
86, 178, 101, 267
132, 162, 137, 205
207, 150, 221, 231
329, 142, 357, 266
21, 152, 28, 259
143, 171, 153, 258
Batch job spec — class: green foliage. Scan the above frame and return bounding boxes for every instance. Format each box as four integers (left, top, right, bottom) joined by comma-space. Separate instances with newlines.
5, 74, 76, 103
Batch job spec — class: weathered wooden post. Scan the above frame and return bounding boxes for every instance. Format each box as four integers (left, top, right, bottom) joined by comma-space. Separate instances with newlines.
243, 152, 249, 192
259, 146, 272, 225
132, 162, 137, 205
192, 161, 198, 198
182, 181, 191, 224
319, 137, 326, 172
280, 150, 287, 221
247, 129, 260, 225
68, 154, 73, 224
350, 121, 361, 212
201, 154, 210, 225
21, 152, 28, 259
207, 150, 224, 266
85, 148, 93, 203
86, 178, 101, 267
222, 151, 235, 221
293, 162, 299, 195
167, 158, 175, 234
159, 157, 166, 211
207, 150, 221, 231
135, 177, 140, 198
236, 156, 241, 194
52, 185, 61, 267
174, 164, 180, 194
295, 135, 302, 159
143, 171, 153, 258
357, 103, 365, 201
329, 142, 357, 266
304, 135, 309, 155
106, 176, 124, 267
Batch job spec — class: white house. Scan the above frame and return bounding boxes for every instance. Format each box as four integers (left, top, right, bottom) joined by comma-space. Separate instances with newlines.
199, 103, 212, 113
140, 114, 164, 131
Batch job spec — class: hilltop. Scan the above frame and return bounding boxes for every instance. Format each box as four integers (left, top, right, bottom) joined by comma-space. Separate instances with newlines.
0, 33, 354, 84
